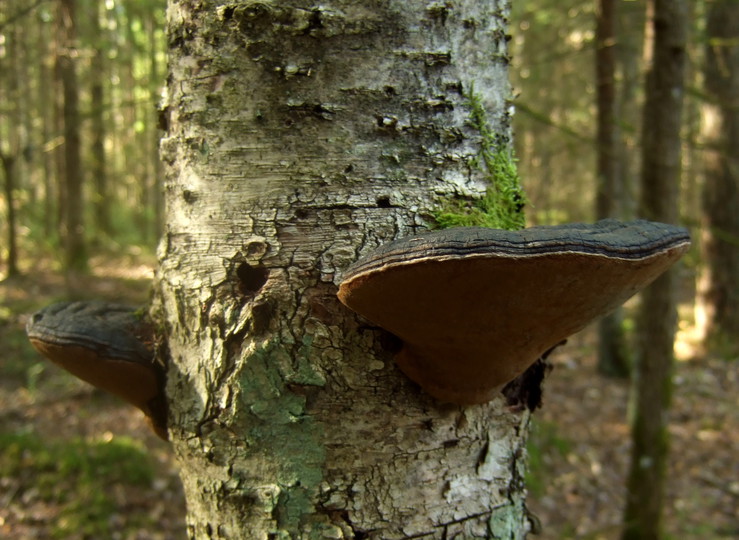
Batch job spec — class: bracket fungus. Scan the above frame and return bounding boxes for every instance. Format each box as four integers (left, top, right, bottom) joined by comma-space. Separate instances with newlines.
338, 219, 690, 405
26, 301, 168, 440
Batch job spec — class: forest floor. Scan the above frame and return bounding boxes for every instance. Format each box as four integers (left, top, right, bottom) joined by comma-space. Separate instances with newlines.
0, 255, 736, 539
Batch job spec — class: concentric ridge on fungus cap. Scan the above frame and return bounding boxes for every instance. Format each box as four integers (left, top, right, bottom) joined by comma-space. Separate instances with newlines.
341, 219, 691, 283
26, 301, 151, 361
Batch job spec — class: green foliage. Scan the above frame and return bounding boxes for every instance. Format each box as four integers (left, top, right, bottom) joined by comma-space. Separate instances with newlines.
525, 419, 571, 497
434, 86, 527, 231
705, 330, 739, 361
98, 198, 160, 250
0, 431, 154, 538
0, 320, 45, 381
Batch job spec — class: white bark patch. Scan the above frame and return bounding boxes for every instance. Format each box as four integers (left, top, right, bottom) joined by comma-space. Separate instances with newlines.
477, 427, 517, 482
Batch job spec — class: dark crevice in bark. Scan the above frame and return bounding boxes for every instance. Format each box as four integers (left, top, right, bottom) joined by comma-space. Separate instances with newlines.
236, 262, 269, 295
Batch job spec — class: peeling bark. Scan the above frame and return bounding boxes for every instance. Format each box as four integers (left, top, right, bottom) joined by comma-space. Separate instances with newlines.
155, 1, 530, 538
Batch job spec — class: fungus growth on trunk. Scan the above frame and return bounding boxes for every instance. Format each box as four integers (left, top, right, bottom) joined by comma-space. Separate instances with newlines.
338, 219, 690, 404
26, 301, 168, 439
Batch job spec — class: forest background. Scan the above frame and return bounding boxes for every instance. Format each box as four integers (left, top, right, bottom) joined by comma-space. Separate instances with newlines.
0, 0, 736, 539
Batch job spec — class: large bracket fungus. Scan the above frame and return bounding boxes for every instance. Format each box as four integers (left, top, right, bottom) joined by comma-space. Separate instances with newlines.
338, 219, 691, 405
26, 301, 168, 440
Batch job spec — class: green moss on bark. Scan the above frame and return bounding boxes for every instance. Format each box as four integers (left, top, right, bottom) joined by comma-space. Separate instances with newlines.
434, 86, 527, 231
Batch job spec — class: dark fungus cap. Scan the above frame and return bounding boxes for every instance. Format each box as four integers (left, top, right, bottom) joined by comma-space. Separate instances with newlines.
27, 301, 168, 439
338, 219, 691, 405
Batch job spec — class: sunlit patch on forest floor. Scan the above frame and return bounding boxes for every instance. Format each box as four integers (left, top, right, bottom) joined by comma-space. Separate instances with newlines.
0, 258, 736, 539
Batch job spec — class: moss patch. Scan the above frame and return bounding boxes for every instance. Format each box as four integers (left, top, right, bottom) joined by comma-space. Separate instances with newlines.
525, 419, 571, 498
0, 432, 154, 538
434, 86, 527, 231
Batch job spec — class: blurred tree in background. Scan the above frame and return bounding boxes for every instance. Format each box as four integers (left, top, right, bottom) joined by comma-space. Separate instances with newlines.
624, 1, 687, 538
700, 0, 739, 357
0, 0, 166, 276
595, 0, 630, 378
56, 0, 87, 272
509, 0, 737, 360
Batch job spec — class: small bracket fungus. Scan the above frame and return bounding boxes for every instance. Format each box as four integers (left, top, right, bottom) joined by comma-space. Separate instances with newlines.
338, 219, 690, 405
26, 301, 168, 440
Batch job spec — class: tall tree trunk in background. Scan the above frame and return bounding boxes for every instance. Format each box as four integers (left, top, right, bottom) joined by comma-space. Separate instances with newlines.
124, 9, 149, 243
155, 0, 532, 537
622, 1, 687, 538
90, 0, 112, 238
138, 11, 158, 246
1, 153, 20, 278
15, 0, 31, 208
53, 9, 66, 235
149, 16, 164, 241
38, 9, 56, 239
57, 0, 87, 272
1, 15, 21, 278
616, 1, 645, 218
679, 2, 702, 226
595, 0, 629, 378
123, 9, 145, 238
700, 0, 739, 356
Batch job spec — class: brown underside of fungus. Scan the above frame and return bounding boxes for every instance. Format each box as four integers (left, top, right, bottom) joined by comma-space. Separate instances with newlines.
338, 219, 691, 405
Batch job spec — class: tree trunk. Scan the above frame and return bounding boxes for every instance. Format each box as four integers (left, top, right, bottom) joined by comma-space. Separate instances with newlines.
90, 0, 112, 238
595, 0, 629, 378
149, 14, 164, 241
622, 1, 687, 538
1, 12, 22, 278
57, 0, 87, 272
1, 153, 20, 278
123, 10, 147, 241
700, 0, 739, 356
616, 0, 644, 221
155, 0, 532, 538
38, 8, 56, 239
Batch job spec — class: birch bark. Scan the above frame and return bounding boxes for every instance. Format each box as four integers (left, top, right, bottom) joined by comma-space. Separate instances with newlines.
156, 1, 531, 537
